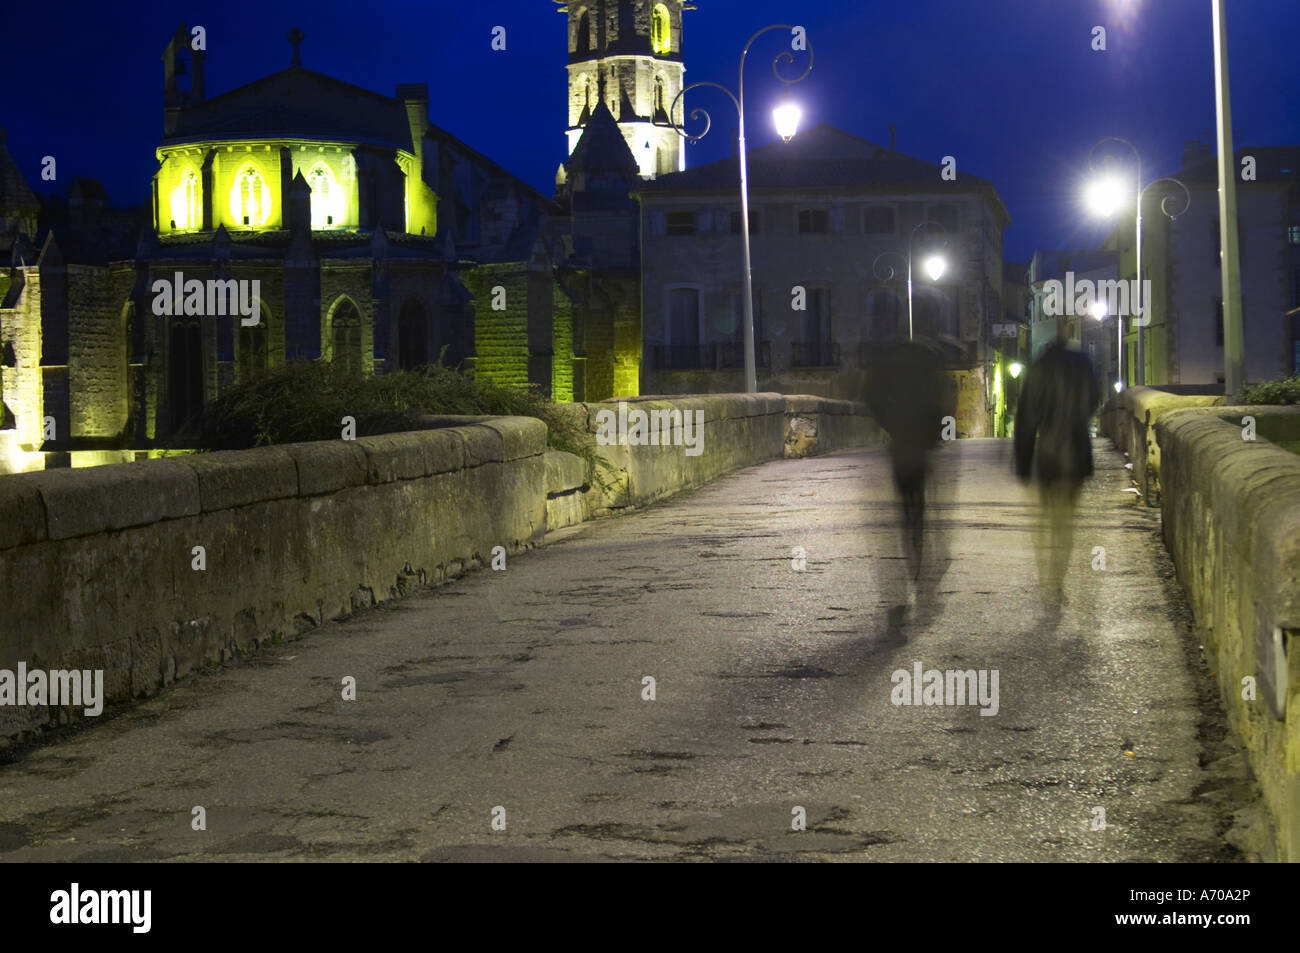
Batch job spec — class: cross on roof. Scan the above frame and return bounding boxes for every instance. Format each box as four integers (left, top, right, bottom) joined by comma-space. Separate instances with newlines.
287, 27, 306, 66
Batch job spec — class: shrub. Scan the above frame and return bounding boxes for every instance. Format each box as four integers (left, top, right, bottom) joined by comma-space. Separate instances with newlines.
197, 360, 606, 482
1241, 375, 1300, 405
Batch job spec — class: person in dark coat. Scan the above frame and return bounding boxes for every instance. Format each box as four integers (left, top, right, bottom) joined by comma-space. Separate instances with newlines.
1013, 322, 1102, 607
864, 335, 954, 625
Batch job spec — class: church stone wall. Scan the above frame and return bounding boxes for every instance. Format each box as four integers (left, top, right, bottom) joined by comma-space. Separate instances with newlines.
1, 269, 45, 448
551, 283, 575, 402
67, 264, 133, 441
465, 264, 531, 391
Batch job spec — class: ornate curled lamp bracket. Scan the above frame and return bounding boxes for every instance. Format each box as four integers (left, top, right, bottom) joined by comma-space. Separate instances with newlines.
872, 251, 906, 282
756, 25, 814, 89
1143, 176, 1192, 221
1087, 136, 1139, 174
910, 219, 948, 255
667, 82, 739, 145
667, 24, 814, 146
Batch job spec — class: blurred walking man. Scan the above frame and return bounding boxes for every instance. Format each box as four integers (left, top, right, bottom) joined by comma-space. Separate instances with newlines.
865, 335, 953, 627
1013, 322, 1101, 614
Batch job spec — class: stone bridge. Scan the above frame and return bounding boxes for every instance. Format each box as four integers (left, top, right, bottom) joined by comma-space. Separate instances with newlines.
0, 391, 1296, 862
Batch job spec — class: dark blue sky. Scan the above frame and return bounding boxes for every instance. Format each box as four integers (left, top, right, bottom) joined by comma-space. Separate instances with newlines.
3, 0, 1297, 262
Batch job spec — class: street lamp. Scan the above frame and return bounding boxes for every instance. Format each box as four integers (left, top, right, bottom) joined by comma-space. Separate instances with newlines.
1009, 361, 1023, 379
772, 90, 802, 143
872, 220, 948, 340
1085, 138, 1191, 387
668, 26, 814, 394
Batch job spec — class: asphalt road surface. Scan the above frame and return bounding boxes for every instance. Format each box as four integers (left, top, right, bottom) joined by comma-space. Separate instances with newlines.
0, 438, 1267, 862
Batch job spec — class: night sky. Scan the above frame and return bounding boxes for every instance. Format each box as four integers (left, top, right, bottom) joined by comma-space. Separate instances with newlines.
3, 0, 1297, 263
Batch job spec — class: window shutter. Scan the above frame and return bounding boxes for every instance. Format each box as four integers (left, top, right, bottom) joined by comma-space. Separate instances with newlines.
830, 204, 845, 234
651, 211, 666, 237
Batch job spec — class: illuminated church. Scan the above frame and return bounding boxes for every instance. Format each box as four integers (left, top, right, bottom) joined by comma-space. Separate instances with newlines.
1, 6, 676, 470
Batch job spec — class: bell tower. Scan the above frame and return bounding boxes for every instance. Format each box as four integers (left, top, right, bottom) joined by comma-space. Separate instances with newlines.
555, 0, 692, 178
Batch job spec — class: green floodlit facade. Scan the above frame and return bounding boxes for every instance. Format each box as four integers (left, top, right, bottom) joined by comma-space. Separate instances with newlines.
154, 139, 437, 238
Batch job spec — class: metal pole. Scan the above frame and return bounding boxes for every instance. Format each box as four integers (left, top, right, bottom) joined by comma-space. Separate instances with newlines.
1135, 154, 1144, 385
1212, 0, 1245, 400
738, 114, 756, 393
666, 26, 811, 394
1117, 316, 1123, 390
907, 246, 915, 340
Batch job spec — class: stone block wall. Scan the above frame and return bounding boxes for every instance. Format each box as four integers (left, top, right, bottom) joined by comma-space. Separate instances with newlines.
0, 417, 547, 739
0, 393, 879, 742
464, 264, 529, 390
1155, 405, 1300, 860
67, 264, 134, 441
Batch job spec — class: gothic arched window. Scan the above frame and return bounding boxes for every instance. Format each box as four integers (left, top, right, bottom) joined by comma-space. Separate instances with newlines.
237, 300, 269, 381
169, 167, 200, 230
330, 298, 363, 376
230, 165, 270, 227
576, 10, 592, 55
307, 163, 340, 229
651, 4, 671, 54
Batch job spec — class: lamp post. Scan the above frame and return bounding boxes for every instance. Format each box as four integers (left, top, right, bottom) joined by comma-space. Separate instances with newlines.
668, 26, 813, 393
871, 220, 947, 340
1086, 138, 1191, 388
1211, 0, 1246, 400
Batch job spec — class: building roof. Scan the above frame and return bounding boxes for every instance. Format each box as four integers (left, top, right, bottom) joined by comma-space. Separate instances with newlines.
639, 123, 1009, 224
162, 67, 415, 151
567, 102, 639, 176
1177, 145, 1300, 186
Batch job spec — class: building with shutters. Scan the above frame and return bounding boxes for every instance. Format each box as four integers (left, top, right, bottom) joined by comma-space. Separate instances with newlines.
635, 124, 1012, 435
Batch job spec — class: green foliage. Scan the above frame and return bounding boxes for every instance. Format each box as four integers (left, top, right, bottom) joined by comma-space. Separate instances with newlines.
1241, 375, 1300, 405
198, 360, 607, 483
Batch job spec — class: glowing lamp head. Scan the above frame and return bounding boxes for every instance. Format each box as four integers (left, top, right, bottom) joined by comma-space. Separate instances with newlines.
923, 255, 946, 282
1114, 380, 1125, 393
1009, 361, 1024, 379
1089, 299, 1108, 321
1086, 174, 1128, 217
773, 96, 802, 143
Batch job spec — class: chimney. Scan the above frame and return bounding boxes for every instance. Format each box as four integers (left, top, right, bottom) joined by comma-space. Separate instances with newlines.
1181, 139, 1211, 169
889, 123, 896, 152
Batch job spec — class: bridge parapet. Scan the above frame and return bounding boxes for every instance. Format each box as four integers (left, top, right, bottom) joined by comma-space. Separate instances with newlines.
0, 394, 879, 744
1153, 403, 1300, 861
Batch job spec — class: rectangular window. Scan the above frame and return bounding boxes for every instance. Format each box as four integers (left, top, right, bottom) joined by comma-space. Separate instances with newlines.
797, 208, 828, 234
1288, 225, 1300, 245
1215, 298, 1224, 347
667, 287, 700, 346
667, 211, 696, 236
862, 205, 896, 234
803, 288, 826, 345
729, 209, 761, 235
